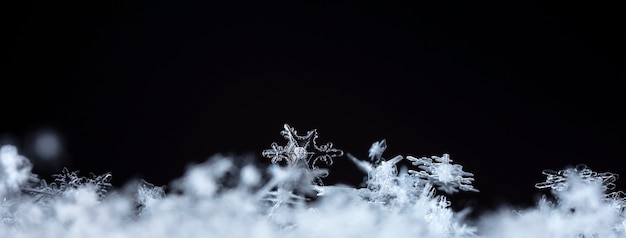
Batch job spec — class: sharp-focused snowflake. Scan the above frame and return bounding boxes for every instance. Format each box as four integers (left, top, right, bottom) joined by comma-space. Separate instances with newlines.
262, 124, 343, 170
407, 154, 478, 194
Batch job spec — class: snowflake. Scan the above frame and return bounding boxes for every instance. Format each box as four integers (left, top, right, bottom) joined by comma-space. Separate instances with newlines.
349, 139, 388, 174
368, 139, 387, 164
262, 124, 343, 170
606, 190, 626, 212
535, 164, 625, 209
535, 164, 617, 192
407, 154, 478, 194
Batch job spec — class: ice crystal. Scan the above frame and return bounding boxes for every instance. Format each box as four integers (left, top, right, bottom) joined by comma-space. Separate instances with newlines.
262, 124, 343, 177
349, 140, 478, 205
535, 164, 626, 212
535, 164, 618, 192
368, 139, 387, 164
482, 165, 626, 238
346, 141, 478, 237
407, 154, 478, 194
348, 140, 411, 203
23, 167, 112, 200
360, 154, 408, 204
53, 168, 113, 197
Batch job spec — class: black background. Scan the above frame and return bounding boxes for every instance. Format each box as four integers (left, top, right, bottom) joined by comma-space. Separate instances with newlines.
2, 0, 624, 215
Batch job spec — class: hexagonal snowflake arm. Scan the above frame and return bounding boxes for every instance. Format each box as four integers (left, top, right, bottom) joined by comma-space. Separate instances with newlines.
262, 142, 292, 164
311, 133, 344, 169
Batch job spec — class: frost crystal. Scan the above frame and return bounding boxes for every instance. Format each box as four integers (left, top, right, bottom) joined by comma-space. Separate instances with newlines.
52, 168, 113, 198
408, 154, 478, 194
24, 167, 113, 200
262, 124, 343, 170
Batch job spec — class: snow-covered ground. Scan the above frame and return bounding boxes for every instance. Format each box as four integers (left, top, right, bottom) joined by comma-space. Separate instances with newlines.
1, 124, 624, 237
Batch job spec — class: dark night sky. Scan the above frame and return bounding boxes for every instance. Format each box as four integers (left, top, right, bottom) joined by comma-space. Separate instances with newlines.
2, 0, 624, 214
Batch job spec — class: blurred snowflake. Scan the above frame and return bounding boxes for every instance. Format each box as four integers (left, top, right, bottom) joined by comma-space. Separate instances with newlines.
368, 139, 387, 165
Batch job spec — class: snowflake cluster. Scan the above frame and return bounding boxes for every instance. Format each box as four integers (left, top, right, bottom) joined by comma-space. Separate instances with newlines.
350, 139, 478, 195
347, 139, 478, 237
